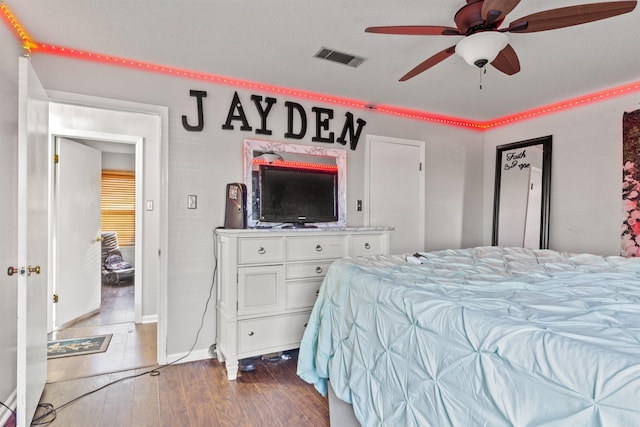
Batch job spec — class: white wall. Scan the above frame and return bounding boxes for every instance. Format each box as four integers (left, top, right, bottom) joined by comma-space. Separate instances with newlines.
0, 23, 21, 422
425, 130, 485, 250
102, 151, 135, 170
484, 93, 640, 256
28, 54, 484, 357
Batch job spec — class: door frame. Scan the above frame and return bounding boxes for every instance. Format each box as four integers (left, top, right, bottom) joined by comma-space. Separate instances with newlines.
46, 90, 169, 365
50, 132, 144, 328
364, 134, 426, 251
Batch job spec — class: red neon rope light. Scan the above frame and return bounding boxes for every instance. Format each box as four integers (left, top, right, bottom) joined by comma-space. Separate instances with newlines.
480, 81, 640, 130
31, 42, 487, 130
0, 3, 36, 52
3, 3, 640, 131
35, 42, 374, 111
252, 159, 338, 171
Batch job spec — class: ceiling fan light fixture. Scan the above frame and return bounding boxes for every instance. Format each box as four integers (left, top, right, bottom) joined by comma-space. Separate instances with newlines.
455, 31, 509, 68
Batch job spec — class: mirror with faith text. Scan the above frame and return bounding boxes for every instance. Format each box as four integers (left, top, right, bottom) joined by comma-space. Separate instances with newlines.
492, 136, 552, 249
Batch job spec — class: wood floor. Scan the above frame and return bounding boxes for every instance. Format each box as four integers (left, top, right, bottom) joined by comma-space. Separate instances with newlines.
47, 282, 156, 383
36, 351, 330, 426
34, 281, 329, 426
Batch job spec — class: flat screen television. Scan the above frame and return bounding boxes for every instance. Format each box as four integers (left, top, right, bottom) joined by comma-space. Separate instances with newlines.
258, 164, 338, 226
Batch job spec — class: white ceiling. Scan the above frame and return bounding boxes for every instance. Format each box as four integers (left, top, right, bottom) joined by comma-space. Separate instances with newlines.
6, 0, 640, 121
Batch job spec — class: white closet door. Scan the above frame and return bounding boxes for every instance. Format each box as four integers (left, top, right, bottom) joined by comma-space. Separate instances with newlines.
366, 136, 425, 254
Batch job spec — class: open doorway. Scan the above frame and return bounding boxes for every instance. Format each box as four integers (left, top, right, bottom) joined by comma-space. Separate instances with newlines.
45, 95, 168, 384
47, 135, 156, 382
53, 137, 137, 328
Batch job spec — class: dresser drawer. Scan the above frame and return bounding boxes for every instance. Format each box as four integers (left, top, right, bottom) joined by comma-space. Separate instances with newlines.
351, 234, 386, 257
286, 260, 334, 279
237, 312, 310, 354
286, 279, 322, 310
237, 265, 285, 316
238, 237, 284, 264
286, 235, 348, 261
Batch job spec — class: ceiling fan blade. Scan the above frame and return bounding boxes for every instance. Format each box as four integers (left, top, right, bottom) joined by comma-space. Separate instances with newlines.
365, 25, 462, 36
399, 45, 457, 81
491, 44, 521, 75
508, 1, 637, 33
481, 0, 521, 24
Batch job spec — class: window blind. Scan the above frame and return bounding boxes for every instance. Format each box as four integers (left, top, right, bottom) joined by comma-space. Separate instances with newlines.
101, 170, 135, 246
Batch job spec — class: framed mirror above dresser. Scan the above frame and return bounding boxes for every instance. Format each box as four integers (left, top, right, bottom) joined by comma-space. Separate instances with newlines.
243, 139, 347, 228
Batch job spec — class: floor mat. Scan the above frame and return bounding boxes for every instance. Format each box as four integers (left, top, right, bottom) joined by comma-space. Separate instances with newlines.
47, 334, 112, 359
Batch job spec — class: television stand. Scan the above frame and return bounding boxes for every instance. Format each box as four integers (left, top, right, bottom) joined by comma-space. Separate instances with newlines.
214, 227, 392, 380
282, 223, 317, 229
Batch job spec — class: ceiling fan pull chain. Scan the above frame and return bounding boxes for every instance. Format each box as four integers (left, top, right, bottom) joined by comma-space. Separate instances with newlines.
479, 67, 485, 90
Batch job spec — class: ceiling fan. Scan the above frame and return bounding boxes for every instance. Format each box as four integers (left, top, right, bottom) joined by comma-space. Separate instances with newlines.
365, 0, 637, 81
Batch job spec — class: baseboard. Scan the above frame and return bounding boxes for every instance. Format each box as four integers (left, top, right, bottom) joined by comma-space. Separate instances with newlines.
164, 348, 211, 365
141, 314, 158, 324
55, 308, 100, 330
0, 389, 16, 427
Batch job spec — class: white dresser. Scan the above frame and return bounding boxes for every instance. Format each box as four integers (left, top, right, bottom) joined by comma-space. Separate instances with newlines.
215, 227, 392, 380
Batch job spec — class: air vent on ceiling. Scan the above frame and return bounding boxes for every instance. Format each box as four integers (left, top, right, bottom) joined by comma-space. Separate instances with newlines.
314, 47, 366, 68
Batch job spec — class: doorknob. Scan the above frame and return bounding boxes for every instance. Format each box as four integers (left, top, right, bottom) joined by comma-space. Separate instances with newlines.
27, 265, 41, 276
7, 266, 23, 276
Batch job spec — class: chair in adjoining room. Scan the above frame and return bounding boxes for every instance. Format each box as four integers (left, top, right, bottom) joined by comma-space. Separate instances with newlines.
100, 231, 134, 285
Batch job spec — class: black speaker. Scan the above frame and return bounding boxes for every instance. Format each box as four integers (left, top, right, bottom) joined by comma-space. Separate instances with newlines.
224, 183, 247, 229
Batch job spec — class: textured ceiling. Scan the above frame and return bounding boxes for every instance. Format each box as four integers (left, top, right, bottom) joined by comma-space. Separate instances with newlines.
5, 0, 640, 121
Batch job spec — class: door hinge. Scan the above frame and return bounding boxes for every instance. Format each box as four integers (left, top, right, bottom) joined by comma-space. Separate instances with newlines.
54, 154, 59, 164
419, 162, 422, 171
53, 294, 59, 303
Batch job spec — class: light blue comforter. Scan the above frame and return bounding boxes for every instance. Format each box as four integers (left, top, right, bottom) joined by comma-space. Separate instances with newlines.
297, 246, 640, 426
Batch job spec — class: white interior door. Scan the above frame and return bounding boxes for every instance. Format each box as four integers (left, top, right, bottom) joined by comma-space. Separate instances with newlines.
17, 58, 49, 427
53, 138, 102, 327
365, 136, 425, 254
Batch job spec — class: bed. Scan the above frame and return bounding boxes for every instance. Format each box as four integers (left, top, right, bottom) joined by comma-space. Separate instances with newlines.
297, 246, 640, 426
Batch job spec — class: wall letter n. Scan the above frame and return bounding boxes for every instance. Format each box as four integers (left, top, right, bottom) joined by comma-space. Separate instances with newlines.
336, 112, 366, 150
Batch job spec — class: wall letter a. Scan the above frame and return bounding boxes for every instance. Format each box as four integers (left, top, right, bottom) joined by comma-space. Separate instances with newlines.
222, 92, 252, 131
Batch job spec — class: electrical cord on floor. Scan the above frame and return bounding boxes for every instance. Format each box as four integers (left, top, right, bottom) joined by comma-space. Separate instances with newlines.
31, 228, 220, 426
0, 400, 17, 424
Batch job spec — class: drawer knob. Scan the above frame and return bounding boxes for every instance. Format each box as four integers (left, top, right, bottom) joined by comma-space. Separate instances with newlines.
315, 266, 323, 274
315, 244, 322, 252
248, 331, 254, 336
257, 247, 266, 255
364, 242, 371, 249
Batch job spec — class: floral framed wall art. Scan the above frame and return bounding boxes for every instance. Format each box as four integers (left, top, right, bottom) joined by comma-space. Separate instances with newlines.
622, 109, 640, 256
